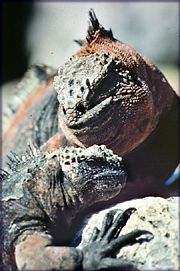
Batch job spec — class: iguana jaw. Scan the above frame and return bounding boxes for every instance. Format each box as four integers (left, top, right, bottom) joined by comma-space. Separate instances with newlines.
59, 95, 113, 129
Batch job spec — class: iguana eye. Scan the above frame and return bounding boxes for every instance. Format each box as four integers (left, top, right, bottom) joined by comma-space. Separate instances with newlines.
87, 63, 141, 110
87, 71, 119, 107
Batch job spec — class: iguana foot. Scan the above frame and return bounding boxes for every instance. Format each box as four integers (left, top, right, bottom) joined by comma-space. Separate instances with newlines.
82, 208, 153, 270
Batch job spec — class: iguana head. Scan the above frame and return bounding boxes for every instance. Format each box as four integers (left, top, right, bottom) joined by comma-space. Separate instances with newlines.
3, 144, 126, 216
54, 10, 174, 156
57, 144, 126, 206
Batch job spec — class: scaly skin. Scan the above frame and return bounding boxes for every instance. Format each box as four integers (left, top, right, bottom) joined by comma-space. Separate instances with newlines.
3, 10, 179, 198
1, 144, 152, 270
2, 65, 58, 162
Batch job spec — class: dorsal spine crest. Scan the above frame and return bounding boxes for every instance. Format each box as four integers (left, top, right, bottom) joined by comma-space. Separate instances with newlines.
86, 9, 115, 44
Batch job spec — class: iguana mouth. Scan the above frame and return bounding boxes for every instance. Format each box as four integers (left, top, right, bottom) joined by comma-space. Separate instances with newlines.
59, 95, 113, 129
84, 170, 126, 191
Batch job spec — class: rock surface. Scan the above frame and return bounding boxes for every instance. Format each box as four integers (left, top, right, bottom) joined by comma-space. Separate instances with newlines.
78, 197, 179, 270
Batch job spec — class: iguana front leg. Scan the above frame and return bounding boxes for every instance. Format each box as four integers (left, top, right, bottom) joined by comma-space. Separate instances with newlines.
15, 233, 83, 270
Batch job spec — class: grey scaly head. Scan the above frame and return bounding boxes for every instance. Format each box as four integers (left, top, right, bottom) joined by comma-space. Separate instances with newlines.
54, 9, 174, 156
56, 144, 126, 208
3, 144, 126, 223
44, 144, 126, 211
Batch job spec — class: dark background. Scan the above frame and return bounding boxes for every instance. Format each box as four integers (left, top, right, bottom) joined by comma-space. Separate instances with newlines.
2, 2, 34, 83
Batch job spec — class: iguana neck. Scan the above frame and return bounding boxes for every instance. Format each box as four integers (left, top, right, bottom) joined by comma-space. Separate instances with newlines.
123, 94, 179, 191
59, 179, 85, 225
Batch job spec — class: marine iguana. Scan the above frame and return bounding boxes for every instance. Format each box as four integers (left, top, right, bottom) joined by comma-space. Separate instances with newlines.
1, 144, 152, 270
3, 10, 179, 199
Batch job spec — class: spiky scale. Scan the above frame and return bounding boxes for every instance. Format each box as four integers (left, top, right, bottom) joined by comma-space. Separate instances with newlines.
74, 39, 84, 47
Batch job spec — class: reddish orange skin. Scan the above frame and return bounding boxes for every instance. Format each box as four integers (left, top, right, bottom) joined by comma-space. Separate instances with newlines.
3, 80, 54, 157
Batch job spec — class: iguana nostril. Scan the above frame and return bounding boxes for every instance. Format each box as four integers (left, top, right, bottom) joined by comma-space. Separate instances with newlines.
80, 86, 84, 92
63, 107, 66, 115
76, 103, 86, 114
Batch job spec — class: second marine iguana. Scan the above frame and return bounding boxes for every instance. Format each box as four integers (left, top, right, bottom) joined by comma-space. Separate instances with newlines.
1, 144, 152, 270
3, 10, 179, 199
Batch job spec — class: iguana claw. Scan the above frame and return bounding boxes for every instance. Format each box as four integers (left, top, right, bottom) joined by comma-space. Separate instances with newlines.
82, 208, 153, 270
